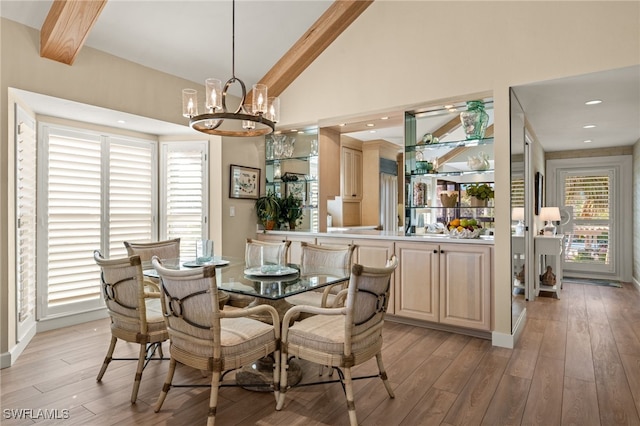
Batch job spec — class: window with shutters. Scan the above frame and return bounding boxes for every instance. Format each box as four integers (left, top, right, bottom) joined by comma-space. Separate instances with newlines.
37, 124, 158, 319
562, 172, 612, 268
160, 142, 208, 259
15, 106, 37, 339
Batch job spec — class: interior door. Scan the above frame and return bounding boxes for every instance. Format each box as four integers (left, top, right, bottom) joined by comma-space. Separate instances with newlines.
547, 156, 633, 280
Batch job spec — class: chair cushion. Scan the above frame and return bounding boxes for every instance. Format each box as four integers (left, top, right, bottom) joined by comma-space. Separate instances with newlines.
287, 314, 383, 356
145, 297, 167, 333
288, 314, 345, 353
285, 292, 337, 308
171, 317, 275, 359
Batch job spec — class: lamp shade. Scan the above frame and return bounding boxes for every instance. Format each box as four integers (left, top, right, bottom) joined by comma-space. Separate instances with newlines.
512, 207, 525, 221
540, 207, 561, 222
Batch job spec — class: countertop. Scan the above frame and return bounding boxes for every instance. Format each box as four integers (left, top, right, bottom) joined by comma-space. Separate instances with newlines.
260, 228, 495, 245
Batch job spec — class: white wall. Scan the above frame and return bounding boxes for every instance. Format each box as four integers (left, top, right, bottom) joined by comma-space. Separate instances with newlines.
277, 1, 640, 335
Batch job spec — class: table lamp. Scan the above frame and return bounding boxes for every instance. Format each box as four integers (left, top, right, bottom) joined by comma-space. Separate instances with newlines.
540, 206, 561, 235
512, 207, 525, 235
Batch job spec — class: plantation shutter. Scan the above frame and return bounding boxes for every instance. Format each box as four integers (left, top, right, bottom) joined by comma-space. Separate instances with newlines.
39, 126, 103, 316
160, 142, 208, 258
108, 139, 156, 258
16, 106, 37, 337
563, 172, 612, 267
511, 176, 525, 208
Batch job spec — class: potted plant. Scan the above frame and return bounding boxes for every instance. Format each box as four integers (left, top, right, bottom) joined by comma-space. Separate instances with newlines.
255, 190, 281, 230
465, 183, 494, 207
279, 193, 304, 230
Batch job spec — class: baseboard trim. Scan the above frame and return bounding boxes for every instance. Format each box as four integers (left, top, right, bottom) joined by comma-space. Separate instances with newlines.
492, 308, 527, 349
386, 315, 492, 341
36, 308, 108, 333
0, 324, 37, 369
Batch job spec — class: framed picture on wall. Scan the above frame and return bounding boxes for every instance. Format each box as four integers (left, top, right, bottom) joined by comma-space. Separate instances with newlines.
535, 171, 543, 215
229, 164, 260, 199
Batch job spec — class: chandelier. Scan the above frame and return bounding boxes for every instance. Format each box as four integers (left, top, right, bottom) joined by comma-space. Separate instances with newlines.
181, 0, 278, 137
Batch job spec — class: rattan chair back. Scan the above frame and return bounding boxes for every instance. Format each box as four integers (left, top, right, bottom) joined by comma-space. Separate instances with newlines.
245, 238, 290, 268
124, 238, 181, 265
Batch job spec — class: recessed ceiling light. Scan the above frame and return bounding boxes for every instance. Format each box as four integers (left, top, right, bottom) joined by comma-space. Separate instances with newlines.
117, 119, 126, 124
339, 123, 346, 127
290, 129, 297, 133
369, 130, 376, 133
585, 99, 602, 105
297, 131, 305, 134
380, 116, 389, 120
583, 124, 596, 129
447, 108, 457, 112
584, 139, 593, 143
366, 123, 374, 127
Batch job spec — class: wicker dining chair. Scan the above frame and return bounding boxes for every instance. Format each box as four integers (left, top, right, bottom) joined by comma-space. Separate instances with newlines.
285, 242, 355, 309
276, 256, 398, 426
151, 256, 281, 426
93, 250, 169, 404
124, 238, 181, 292
226, 238, 292, 308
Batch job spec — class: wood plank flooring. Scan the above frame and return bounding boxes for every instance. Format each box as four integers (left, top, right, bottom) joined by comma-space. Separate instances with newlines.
1, 281, 639, 425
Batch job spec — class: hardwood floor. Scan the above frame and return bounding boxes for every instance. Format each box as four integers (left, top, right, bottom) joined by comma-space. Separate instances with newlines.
2, 281, 639, 425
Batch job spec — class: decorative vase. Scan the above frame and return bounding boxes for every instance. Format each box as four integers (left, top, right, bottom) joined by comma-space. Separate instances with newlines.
467, 151, 490, 171
289, 221, 297, 230
265, 219, 277, 230
440, 192, 458, 208
460, 100, 489, 140
470, 196, 488, 207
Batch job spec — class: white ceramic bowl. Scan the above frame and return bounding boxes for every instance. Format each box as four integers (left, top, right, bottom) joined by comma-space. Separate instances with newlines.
448, 227, 483, 239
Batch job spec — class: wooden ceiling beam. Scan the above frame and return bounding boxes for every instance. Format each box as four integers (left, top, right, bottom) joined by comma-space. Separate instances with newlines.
40, 0, 108, 65
432, 116, 462, 140
249, 0, 373, 102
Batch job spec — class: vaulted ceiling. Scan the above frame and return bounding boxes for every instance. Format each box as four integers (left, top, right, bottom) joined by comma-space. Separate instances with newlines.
2, 1, 639, 150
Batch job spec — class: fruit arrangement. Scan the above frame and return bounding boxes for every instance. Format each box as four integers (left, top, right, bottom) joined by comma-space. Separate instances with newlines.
447, 218, 483, 239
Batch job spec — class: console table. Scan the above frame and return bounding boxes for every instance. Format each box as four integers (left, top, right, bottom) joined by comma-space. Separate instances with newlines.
534, 234, 564, 299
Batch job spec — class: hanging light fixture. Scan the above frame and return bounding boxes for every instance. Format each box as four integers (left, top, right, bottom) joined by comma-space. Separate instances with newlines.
181, 0, 278, 137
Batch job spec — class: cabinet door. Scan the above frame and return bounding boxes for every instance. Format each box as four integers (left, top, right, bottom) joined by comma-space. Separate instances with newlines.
341, 147, 362, 200
394, 241, 439, 322
353, 239, 395, 314
439, 244, 491, 331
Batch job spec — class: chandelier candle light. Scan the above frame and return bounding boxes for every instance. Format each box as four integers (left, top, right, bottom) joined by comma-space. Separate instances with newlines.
181, 0, 279, 137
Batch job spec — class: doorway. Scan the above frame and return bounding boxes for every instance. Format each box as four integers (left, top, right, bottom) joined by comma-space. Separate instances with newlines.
547, 156, 632, 281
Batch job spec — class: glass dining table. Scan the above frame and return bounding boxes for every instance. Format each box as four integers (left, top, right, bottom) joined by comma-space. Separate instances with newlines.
144, 256, 351, 390
143, 256, 350, 317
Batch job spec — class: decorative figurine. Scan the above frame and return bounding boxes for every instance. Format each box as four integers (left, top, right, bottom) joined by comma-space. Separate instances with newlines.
540, 265, 556, 286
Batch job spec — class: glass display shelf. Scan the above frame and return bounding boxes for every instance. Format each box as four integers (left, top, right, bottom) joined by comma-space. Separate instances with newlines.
405, 137, 494, 152
406, 169, 494, 178
266, 155, 318, 164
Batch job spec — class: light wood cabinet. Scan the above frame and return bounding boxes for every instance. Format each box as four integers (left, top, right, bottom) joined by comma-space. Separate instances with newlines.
394, 241, 439, 322
341, 147, 362, 201
439, 243, 491, 330
394, 241, 491, 331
